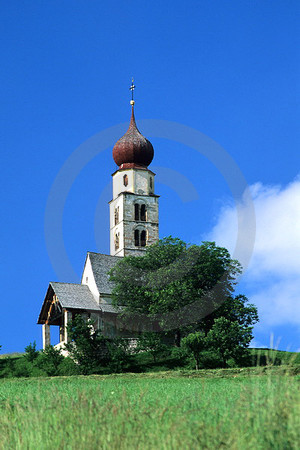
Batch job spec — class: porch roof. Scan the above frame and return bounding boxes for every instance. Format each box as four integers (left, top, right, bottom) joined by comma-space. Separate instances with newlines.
50, 282, 101, 310
38, 282, 101, 324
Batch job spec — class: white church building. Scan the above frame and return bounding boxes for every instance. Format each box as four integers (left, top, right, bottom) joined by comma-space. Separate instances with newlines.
38, 91, 159, 349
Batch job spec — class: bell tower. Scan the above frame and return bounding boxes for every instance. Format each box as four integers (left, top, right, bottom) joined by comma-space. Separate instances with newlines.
109, 81, 159, 256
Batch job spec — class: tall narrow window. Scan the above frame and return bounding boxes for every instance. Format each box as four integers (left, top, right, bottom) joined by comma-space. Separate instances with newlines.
114, 206, 119, 225
150, 177, 153, 189
140, 204, 146, 221
141, 230, 146, 247
123, 174, 128, 186
134, 229, 140, 247
134, 204, 140, 221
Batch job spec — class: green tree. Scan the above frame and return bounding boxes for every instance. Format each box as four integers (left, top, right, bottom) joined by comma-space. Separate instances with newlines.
136, 332, 166, 362
36, 346, 65, 376
65, 315, 109, 374
206, 317, 253, 367
24, 341, 39, 363
107, 338, 131, 372
182, 332, 206, 370
110, 237, 246, 344
198, 294, 259, 337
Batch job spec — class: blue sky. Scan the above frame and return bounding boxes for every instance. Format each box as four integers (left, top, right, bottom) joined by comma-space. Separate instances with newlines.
1, 1, 299, 353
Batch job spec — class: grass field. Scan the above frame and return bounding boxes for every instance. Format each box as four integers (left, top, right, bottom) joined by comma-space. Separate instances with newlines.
0, 368, 299, 449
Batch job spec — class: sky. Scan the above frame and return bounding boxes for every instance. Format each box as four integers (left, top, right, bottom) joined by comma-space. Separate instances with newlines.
1, 1, 299, 353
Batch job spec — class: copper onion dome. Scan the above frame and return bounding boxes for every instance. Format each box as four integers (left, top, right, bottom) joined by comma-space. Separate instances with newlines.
112, 105, 154, 169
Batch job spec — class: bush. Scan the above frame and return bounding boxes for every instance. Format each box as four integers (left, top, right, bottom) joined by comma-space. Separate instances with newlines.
13, 356, 46, 377
108, 338, 131, 373
65, 316, 109, 374
36, 346, 65, 377
0, 344, 73, 378
58, 357, 80, 376
197, 350, 223, 369
136, 333, 167, 362
206, 318, 252, 368
0, 358, 17, 378
24, 342, 39, 363
182, 332, 206, 370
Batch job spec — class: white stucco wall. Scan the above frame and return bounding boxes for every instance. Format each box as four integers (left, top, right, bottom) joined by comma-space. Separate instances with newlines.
134, 170, 155, 195
112, 168, 155, 199
112, 170, 134, 199
81, 254, 100, 302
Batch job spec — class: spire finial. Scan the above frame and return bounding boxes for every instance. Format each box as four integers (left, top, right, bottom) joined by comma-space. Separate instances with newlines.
129, 78, 135, 106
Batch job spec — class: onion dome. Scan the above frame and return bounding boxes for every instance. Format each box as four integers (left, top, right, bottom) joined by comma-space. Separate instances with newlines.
113, 105, 154, 169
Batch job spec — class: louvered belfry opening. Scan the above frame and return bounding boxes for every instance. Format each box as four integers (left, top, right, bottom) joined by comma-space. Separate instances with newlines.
134, 229, 140, 246
140, 230, 146, 247
140, 204, 146, 221
135, 204, 139, 221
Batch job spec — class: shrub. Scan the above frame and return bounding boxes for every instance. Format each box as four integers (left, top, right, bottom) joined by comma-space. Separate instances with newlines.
65, 315, 109, 374
206, 318, 252, 368
0, 357, 16, 378
136, 333, 167, 362
108, 338, 131, 373
24, 342, 39, 363
58, 357, 80, 376
36, 346, 65, 377
182, 332, 206, 370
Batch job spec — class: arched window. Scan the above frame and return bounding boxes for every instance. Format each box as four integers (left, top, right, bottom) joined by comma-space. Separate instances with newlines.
134, 203, 146, 221
123, 174, 128, 186
140, 204, 146, 221
141, 230, 146, 247
134, 229, 140, 247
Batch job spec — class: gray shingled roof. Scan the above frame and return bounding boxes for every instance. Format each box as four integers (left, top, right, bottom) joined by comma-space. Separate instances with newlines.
99, 303, 119, 313
88, 252, 120, 295
50, 282, 101, 311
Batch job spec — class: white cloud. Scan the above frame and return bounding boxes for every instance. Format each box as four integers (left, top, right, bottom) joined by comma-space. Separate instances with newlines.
250, 279, 300, 326
206, 177, 300, 328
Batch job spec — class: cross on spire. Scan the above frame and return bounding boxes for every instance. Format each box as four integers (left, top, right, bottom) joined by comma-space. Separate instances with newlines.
129, 78, 136, 105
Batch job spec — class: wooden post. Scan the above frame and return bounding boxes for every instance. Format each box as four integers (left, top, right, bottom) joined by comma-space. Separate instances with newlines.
42, 324, 50, 349
64, 310, 71, 343
59, 325, 64, 343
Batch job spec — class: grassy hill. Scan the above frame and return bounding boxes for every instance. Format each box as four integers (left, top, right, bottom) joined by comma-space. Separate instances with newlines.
249, 347, 300, 366
0, 347, 299, 378
0, 348, 299, 447
0, 369, 299, 448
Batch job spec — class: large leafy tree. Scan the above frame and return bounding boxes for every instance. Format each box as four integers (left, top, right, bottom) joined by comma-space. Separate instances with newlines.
110, 237, 257, 344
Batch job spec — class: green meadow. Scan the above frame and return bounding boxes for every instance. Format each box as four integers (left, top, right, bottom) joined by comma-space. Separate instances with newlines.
0, 368, 299, 449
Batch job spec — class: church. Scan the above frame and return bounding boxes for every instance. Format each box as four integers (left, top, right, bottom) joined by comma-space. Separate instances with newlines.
38, 85, 160, 350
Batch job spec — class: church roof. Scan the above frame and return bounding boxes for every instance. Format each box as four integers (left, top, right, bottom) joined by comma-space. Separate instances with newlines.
99, 303, 120, 313
37, 282, 101, 324
87, 252, 120, 295
50, 282, 101, 311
